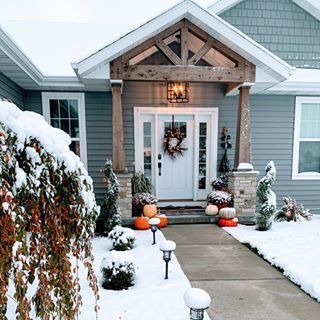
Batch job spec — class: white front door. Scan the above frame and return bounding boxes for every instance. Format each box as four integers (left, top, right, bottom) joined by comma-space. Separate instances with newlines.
157, 115, 194, 200
134, 107, 219, 201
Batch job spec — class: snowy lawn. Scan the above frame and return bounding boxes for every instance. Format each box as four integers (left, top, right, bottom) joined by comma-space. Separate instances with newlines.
7, 229, 210, 320
223, 217, 320, 302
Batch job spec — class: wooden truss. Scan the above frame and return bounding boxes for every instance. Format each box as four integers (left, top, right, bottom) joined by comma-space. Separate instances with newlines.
110, 19, 256, 84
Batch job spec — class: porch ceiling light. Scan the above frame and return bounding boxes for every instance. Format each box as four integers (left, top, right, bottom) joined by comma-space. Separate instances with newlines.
167, 82, 189, 103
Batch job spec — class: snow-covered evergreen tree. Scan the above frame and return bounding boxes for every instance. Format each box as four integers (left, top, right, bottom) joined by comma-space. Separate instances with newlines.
255, 161, 276, 231
101, 160, 122, 234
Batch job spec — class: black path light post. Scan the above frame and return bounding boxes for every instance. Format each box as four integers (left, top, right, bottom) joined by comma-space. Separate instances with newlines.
184, 288, 211, 320
148, 217, 160, 245
159, 240, 176, 279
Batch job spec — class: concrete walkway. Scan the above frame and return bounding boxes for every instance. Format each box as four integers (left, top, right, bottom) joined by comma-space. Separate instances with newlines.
163, 224, 320, 320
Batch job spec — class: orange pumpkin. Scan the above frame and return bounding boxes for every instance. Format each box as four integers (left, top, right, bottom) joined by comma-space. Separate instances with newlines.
155, 214, 168, 228
218, 217, 238, 227
134, 216, 150, 230
143, 204, 157, 218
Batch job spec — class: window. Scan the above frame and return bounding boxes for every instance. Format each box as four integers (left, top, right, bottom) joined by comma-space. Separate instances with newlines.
293, 97, 320, 180
42, 92, 87, 167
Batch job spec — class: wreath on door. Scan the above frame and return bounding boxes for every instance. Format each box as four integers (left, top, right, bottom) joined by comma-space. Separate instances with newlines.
163, 127, 187, 159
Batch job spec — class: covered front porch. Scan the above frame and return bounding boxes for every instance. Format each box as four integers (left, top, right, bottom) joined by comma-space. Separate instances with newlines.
109, 19, 257, 218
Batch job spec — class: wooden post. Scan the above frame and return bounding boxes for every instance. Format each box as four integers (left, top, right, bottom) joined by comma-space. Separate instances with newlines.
234, 85, 252, 169
111, 81, 125, 172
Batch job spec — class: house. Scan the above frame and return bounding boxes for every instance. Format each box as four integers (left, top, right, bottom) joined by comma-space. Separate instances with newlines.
1, 0, 320, 221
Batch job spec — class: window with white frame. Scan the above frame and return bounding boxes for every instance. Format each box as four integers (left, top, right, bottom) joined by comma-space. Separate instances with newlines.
293, 97, 320, 180
42, 92, 87, 167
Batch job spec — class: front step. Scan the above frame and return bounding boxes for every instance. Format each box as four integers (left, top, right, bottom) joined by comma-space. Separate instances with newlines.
122, 214, 255, 226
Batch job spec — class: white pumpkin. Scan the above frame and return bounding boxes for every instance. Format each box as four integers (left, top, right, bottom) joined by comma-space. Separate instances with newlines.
205, 204, 219, 216
219, 207, 236, 219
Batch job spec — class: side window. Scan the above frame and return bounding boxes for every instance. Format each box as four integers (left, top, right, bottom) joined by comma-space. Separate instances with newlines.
293, 97, 320, 179
42, 93, 87, 167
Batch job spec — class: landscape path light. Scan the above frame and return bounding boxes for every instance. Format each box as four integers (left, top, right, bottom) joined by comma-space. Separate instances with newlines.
184, 287, 211, 320
148, 217, 160, 245
159, 240, 176, 279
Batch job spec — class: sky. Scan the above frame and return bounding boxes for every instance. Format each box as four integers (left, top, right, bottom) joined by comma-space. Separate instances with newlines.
0, 0, 215, 76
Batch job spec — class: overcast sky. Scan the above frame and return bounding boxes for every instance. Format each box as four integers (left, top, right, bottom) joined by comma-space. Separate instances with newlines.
0, 0, 215, 76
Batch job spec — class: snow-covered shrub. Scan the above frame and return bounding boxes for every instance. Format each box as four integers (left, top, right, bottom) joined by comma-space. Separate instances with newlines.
207, 190, 232, 206
256, 161, 276, 231
132, 192, 157, 216
108, 226, 136, 251
101, 251, 135, 290
274, 196, 312, 222
0, 101, 99, 319
100, 160, 122, 234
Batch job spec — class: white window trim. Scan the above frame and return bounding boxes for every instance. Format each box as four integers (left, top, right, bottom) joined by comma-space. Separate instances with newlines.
41, 92, 88, 169
292, 96, 320, 180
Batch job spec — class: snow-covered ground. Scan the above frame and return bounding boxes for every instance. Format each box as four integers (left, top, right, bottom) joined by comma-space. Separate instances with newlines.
224, 217, 320, 302
7, 230, 210, 320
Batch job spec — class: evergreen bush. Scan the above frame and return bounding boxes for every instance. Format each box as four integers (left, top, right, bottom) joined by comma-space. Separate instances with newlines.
100, 160, 122, 234
108, 226, 136, 251
101, 251, 135, 290
256, 161, 277, 231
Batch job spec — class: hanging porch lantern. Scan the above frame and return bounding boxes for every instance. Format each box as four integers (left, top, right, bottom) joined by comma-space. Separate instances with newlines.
167, 82, 189, 103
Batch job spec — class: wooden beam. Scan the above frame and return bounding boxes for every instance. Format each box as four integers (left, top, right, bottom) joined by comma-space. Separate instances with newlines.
225, 82, 242, 95
155, 40, 182, 65
120, 21, 184, 63
121, 65, 246, 82
234, 85, 252, 169
186, 21, 245, 65
181, 21, 189, 65
188, 40, 212, 65
112, 83, 125, 172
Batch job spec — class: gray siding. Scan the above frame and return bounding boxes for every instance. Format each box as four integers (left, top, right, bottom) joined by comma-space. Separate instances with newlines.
122, 81, 229, 173
24, 90, 43, 114
123, 81, 320, 213
220, 0, 320, 69
0, 72, 24, 108
85, 92, 112, 204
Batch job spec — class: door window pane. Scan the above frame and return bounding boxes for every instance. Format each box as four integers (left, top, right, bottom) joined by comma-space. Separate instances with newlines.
299, 141, 320, 173
143, 122, 152, 180
198, 123, 207, 189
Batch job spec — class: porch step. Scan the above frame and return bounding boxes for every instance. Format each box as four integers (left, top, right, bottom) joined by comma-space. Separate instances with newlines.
122, 214, 255, 226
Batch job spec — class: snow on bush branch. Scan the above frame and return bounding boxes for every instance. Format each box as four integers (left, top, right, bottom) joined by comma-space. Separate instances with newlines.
0, 101, 100, 319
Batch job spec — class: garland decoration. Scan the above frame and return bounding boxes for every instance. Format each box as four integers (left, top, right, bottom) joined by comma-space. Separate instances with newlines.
163, 124, 187, 159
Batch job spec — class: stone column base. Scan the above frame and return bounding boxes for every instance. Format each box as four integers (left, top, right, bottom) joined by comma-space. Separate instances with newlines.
227, 171, 259, 218
117, 173, 132, 218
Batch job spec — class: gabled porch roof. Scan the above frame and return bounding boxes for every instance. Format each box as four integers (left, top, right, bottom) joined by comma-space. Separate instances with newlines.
72, 0, 295, 83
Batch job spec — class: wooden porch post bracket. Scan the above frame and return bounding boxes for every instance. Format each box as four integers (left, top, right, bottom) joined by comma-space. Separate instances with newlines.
234, 83, 254, 170
111, 80, 126, 172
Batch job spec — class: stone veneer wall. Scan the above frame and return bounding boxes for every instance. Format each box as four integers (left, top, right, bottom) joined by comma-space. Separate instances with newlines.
117, 173, 132, 218
227, 171, 259, 218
